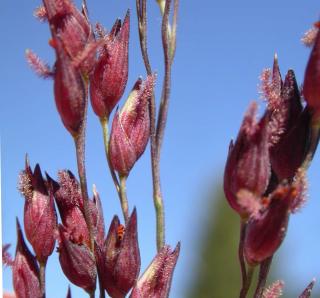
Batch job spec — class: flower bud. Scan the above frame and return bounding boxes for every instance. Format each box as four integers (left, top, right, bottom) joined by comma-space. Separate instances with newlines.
53, 170, 90, 247
53, 36, 86, 137
12, 219, 41, 298
224, 102, 270, 217
43, 0, 93, 61
58, 225, 97, 294
91, 186, 105, 248
90, 11, 130, 118
109, 75, 155, 176
270, 70, 312, 181
18, 158, 57, 262
243, 175, 306, 265
130, 243, 180, 298
97, 208, 140, 298
303, 23, 320, 120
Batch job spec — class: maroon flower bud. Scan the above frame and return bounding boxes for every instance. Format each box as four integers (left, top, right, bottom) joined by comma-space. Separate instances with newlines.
130, 243, 180, 298
90, 11, 130, 118
18, 158, 57, 263
224, 102, 271, 217
109, 75, 155, 176
58, 225, 97, 294
66, 286, 72, 298
43, 0, 94, 61
270, 70, 312, 181
270, 107, 311, 181
53, 170, 90, 247
53, 36, 86, 137
12, 219, 41, 298
303, 22, 320, 120
3, 244, 14, 267
299, 279, 315, 298
97, 209, 140, 298
244, 173, 306, 265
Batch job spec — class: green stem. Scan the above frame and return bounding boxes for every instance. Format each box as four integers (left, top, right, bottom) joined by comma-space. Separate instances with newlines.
100, 117, 121, 194
239, 265, 255, 298
39, 260, 47, 298
119, 175, 129, 223
238, 219, 247, 296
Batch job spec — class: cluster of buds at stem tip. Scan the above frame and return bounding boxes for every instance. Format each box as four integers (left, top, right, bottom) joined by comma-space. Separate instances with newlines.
224, 53, 318, 264
90, 11, 130, 119
18, 156, 57, 263
109, 74, 156, 177
95, 208, 140, 298
49, 170, 105, 293
12, 219, 41, 298
26, 0, 101, 137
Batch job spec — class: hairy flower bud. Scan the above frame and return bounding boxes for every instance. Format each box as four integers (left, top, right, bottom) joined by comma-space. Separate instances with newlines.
58, 225, 97, 294
244, 174, 306, 265
130, 243, 180, 298
90, 11, 130, 118
224, 102, 270, 217
18, 158, 57, 262
270, 70, 312, 181
299, 279, 315, 298
43, 0, 94, 65
303, 23, 320, 120
109, 75, 155, 176
53, 170, 90, 246
96, 209, 140, 298
12, 219, 41, 298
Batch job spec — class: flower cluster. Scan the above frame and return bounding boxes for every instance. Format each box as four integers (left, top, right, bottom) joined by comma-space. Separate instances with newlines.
8, 0, 180, 297
224, 23, 320, 296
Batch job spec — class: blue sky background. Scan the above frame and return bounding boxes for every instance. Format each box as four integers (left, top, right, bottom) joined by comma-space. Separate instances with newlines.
1, 0, 320, 297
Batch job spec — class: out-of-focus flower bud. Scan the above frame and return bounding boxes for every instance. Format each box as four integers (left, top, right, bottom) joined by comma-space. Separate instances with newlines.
224, 102, 270, 217
299, 279, 315, 298
3, 244, 14, 267
90, 11, 130, 118
303, 23, 320, 121
12, 219, 41, 298
244, 173, 306, 265
53, 170, 90, 247
53, 36, 86, 137
109, 75, 155, 176
96, 208, 140, 298
66, 286, 72, 298
58, 225, 97, 294
270, 70, 312, 181
130, 243, 180, 298
270, 107, 311, 181
18, 158, 57, 263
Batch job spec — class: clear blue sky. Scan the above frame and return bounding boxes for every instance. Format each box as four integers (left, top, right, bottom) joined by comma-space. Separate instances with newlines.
1, 0, 320, 297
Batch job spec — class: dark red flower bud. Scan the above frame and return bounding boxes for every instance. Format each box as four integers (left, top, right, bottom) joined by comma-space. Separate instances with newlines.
270, 107, 311, 181
109, 75, 155, 176
53, 170, 90, 247
66, 286, 72, 298
299, 279, 315, 298
270, 70, 312, 181
53, 36, 86, 137
90, 11, 130, 118
12, 219, 41, 298
18, 158, 57, 262
303, 23, 320, 120
3, 244, 14, 267
58, 225, 97, 294
224, 102, 271, 217
43, 0, 93, 60
97, 209, 140, 298
130, 243, 180, 298
244, 173, 306, 265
